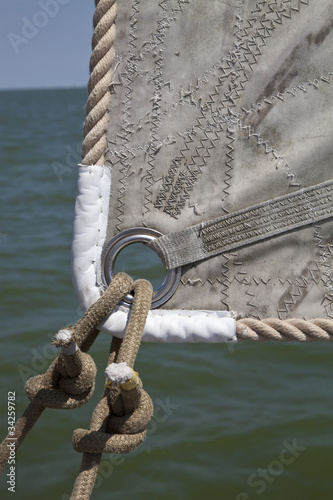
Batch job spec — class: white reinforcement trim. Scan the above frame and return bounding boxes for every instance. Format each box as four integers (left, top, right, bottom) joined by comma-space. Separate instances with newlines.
71, 164, 237, 343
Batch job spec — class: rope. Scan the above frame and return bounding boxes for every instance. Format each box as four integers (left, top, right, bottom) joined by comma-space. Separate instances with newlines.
82, 0, 117, 166
70, 279, 154, 500
0, 273, 133, 474
236, 318, 333, 342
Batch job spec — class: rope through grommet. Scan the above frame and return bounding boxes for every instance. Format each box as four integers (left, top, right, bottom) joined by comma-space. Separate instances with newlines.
70, 279, 154, 500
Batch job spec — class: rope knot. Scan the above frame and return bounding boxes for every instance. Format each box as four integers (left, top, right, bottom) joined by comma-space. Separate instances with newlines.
72, 279, 154, 456
104, 362, 138, 389
25, 328, 96, 410
72, 379, 154, 455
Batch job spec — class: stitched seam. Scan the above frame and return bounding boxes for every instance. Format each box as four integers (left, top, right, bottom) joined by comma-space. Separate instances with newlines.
153, 0, 309, 216
242, 72, 333, 117
114, 0, 140, 231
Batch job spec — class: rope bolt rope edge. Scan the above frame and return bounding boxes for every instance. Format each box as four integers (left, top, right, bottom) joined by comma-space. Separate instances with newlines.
236, 318, 333, 342
82, 0, 117, 166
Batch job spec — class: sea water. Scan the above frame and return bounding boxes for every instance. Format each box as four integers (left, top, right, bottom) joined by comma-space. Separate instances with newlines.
0, 88, 332, 500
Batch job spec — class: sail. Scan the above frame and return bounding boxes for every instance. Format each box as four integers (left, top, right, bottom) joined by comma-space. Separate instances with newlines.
72, 0, 333, 341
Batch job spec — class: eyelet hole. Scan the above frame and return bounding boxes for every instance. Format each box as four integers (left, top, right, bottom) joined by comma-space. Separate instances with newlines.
113, 242, 167, 291
101, 228, 181, 309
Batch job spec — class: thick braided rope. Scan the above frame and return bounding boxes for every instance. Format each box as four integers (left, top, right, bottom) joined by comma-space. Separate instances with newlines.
0, 358, 96, 474
0, 273, 133, 475
0, 402, 45, 474
67, 338, 121, 499
74, 272, 133, 349
82, 0, 117, 166
116, 280, 155, 367
0, 350, 97, 474
71, 280, 154, 500
236, 318, 333, 342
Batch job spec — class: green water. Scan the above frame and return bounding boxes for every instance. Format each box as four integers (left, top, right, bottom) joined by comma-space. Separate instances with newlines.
0, 88, 332, 500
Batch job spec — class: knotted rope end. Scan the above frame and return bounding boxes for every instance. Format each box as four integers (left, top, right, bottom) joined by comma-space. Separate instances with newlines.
53, 328, 78, 355
105, 362, 139, 390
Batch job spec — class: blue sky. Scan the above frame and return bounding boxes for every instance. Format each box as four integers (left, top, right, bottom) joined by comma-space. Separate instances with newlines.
1, 0, 95, 90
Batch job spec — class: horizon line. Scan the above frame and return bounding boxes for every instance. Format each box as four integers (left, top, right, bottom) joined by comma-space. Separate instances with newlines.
0, 84, 87, 92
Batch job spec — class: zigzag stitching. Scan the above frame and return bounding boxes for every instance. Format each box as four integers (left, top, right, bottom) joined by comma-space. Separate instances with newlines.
277, 277, 310, 318
313, 225, 333, 293
234, 1, 243, 45
155, 0, 310, 213
122, 0, 140, 132
158, 118, 228, 217
229, 256, 267, 318
222, 128, 234, 202
322, 293, 333, 319
115, 0, 311, 221
115, 159, 130, 231
220, 252, 230, 310
155, 160, 180, 209
149, 0, 296, 137
171, 0, 190, 15
132, 1, 190, 68
307, 262, 322, 285
179, 250, 230, 311
115, 0, 140, 231
241, 73, 333, 117
113, 1, 318, 164
144, 1, 171, 214
238, 123, 301, 188
154, 1, 278, 117
161, 0, 309, 120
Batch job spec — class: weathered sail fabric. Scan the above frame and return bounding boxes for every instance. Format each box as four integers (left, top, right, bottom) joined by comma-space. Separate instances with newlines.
72, 0, 333, 341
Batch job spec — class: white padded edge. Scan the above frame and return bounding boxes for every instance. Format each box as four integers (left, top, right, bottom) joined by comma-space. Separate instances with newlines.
71, 164, 237, 343
100, 307, 237, 343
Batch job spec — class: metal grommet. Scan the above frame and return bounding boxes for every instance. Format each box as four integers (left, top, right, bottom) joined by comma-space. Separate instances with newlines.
101, 228, 181, 309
